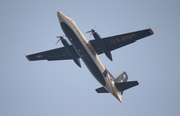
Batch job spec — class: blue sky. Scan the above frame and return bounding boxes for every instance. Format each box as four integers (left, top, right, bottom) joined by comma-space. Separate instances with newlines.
1, 0, 180, 116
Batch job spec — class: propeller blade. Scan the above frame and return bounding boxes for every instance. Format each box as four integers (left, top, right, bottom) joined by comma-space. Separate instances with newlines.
56, 36, 61, 38
90, 33, 93, 38
55, 38, 61, 44
85, 31, 92, 33
94, 25, 97, 30
85, 25, 97, 37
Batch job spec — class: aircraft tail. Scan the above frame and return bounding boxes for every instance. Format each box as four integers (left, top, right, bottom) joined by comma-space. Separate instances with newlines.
95, 71, 139, 102
96, 71, 139, 93
114, 71, 139, 95
115, 81, 139, 92
95, 81, 139, 94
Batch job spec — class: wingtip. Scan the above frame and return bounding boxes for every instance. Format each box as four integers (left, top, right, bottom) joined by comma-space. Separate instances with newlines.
26, 56, 31, 61
137, 81, 139, 85
149, 28, 154, 35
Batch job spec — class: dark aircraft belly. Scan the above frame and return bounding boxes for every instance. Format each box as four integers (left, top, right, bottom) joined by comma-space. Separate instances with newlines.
61, 22, 105, 86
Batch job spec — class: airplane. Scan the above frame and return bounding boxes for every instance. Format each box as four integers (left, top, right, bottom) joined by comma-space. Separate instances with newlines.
26, 11, 154, 102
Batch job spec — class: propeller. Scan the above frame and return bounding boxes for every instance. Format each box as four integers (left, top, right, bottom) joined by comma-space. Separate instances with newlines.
85, 25, 97, 37
56, 35, 66, 44
55, 36, 62, 44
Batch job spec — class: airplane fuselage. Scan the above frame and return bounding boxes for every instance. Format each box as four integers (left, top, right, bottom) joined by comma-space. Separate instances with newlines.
26, 11, 153, 102
57, 12, 122, 101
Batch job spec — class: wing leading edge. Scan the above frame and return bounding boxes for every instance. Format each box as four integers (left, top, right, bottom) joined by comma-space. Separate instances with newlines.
90, 28, 154, 55
26, 46, 80, 61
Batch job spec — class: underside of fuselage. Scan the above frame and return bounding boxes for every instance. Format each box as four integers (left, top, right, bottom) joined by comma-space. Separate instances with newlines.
60, 22, 106, 86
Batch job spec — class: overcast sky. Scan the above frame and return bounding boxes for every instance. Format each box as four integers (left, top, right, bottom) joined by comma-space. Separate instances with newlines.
1, 0, 180, 116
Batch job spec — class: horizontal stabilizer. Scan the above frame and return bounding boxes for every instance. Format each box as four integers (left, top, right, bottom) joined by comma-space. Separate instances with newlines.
115, 81, 139, 92
95, 87, 109, 93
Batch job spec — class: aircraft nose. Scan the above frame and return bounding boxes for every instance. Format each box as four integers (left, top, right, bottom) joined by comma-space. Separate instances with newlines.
57, 11, 64, 22
57, 11, 69, 23
57, 11, 63, 17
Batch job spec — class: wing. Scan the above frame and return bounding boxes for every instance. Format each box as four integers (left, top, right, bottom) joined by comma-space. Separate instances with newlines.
26, 46, 80, 61
90, 28, 154, 54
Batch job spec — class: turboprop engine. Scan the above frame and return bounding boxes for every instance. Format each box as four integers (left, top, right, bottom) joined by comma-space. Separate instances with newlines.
56, 36, 81, 68
86, 29, 113, 61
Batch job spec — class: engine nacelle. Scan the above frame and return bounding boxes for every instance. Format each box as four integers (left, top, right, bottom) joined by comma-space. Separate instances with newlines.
60, 36, 81, 68
92, 30, 113, 61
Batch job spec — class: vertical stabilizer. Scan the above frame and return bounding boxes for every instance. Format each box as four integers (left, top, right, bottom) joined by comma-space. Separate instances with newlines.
114, 71, 128, 83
